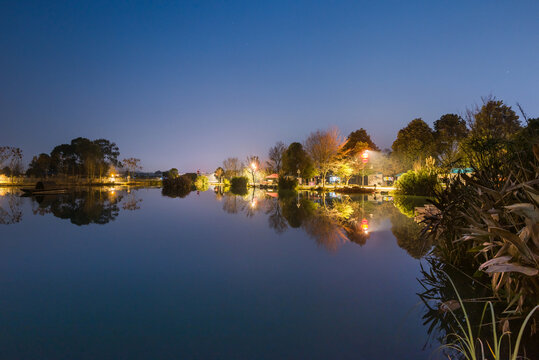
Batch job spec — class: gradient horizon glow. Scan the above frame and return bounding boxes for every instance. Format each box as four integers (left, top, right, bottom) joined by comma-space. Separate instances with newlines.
1, 0, 538, 172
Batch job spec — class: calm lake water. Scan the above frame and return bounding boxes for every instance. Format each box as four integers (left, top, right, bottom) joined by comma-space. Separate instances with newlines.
0, 186, 445, 360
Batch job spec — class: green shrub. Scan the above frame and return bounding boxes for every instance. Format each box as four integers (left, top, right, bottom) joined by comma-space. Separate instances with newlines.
230, 176, 248, 195
194, 175, 209, 191
395, 170, 439, 196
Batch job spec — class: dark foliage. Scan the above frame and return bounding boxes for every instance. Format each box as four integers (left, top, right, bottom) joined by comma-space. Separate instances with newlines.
162, 175, 193, 198
277, 176, 298, 190
230, 176, 249, 195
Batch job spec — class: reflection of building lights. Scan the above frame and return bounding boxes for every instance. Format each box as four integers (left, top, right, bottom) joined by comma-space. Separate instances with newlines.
251, 199, 257, 208
361, 218, 369, 232
361, 150, 369, 164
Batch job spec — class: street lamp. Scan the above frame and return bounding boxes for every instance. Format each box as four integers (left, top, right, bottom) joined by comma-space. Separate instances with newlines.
360, 150, 369, 185
250, 162, 257, 186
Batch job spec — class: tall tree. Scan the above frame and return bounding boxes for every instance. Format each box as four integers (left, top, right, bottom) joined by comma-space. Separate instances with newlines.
7, 147, 23, 180
27, 153, 52, 178
391, 118, 435, 171
94, 139, 120, 178
214, 167, 224, 183
341, 128, 379, 155
246, 155, 260, 185
345, 141, 370, 182
0, 147, 11, 169
282, 142, 316, 180
433, 114, 468, 164
468, 98, 521, 139
48, 138, 121, 179
50, 143, 77, 176
267, 141, 286, 173
167, 168, 179, 179
122, 158, 142, 178
223, 157, 242, 179
304, 127, 344, 188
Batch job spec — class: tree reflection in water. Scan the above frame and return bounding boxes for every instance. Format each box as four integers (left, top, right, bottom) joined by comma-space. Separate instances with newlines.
28, 188, 142, 225
221, 190, 430, 253
0, 188, 23, 225
122, 190, 143, 211
222, 190, 263, 218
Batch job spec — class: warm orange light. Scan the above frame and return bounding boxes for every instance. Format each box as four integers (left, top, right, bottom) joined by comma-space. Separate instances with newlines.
361, 150, 369, 159
361, 218, 369, 232
251, 162, 257, 170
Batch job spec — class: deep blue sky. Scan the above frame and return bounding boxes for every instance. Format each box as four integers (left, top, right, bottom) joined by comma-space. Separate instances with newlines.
1, 0, 538, 172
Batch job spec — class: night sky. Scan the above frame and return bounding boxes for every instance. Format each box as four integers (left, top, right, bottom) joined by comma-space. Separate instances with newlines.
1, 0, 538, 172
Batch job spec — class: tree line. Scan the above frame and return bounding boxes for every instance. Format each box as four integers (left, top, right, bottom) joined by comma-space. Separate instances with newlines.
0, 137, 142, 180
215, 96, 536, 188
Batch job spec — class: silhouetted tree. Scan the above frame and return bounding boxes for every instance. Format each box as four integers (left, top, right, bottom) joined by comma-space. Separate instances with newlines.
267, 141, 286, 173
433, 114, 468, 165
27, 153, 52, 178
467, 97, 521, 139
391, 118, 435, 171
341, 128, 379, 154
122, 158, 142, 178
282, 142, 316, 180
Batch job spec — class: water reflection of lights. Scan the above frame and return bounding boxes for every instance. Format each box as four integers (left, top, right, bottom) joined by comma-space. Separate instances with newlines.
361, 218, 369, 233
250, 199, 257, 208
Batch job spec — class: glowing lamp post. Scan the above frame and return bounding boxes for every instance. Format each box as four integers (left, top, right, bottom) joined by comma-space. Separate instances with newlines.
361, 150, 369, 163
360, 150, 369, 185
250, 162, 257, 186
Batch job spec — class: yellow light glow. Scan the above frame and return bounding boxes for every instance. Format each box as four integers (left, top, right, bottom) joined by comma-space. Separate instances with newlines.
251, 162, 257, 170
361, 218, 369, 232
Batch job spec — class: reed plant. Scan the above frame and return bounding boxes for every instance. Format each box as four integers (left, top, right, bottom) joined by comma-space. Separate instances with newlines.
437, 273, 538, 360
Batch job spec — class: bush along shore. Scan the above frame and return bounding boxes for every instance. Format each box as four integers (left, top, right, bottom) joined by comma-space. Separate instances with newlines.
418, 138, 539, 357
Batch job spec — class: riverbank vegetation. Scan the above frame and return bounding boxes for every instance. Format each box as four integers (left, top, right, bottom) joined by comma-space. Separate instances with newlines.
211, 97, 536, 197
413, 109, 539, 356
162, 174, 192, 198
0, 138, 151, 185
